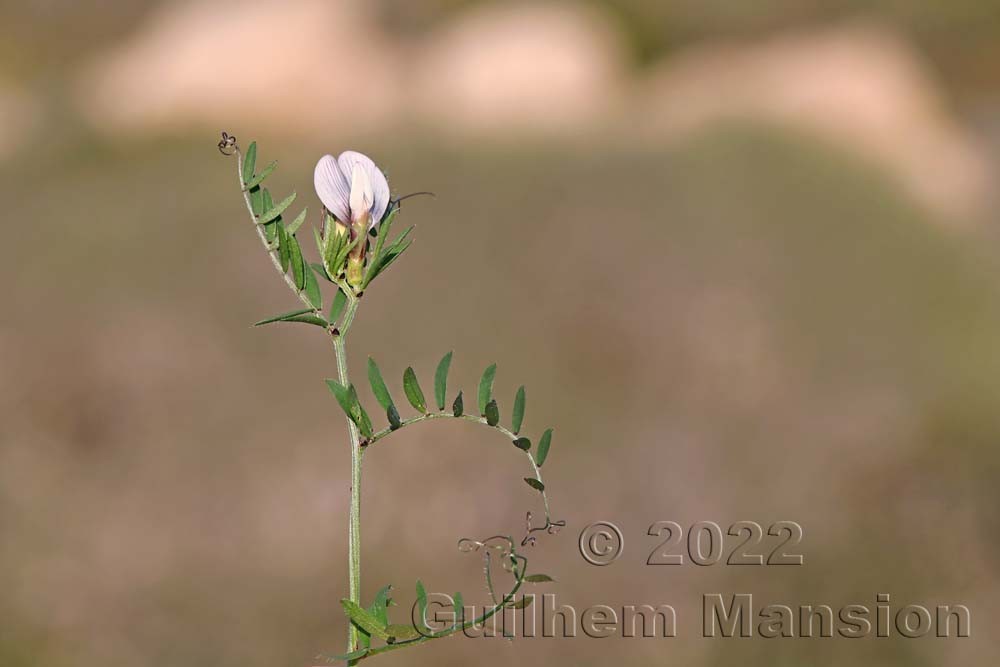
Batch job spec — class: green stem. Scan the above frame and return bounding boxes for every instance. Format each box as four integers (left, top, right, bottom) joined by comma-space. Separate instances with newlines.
333, 295, 363, 655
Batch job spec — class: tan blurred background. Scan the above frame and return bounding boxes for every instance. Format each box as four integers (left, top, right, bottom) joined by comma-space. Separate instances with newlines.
2, 0, 1000, 665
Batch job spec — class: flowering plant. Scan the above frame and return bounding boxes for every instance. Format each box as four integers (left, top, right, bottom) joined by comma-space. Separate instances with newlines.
218, 133, 562, 664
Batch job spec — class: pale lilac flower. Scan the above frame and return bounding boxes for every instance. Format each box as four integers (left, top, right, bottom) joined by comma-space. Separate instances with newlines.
313, 151, 390, 228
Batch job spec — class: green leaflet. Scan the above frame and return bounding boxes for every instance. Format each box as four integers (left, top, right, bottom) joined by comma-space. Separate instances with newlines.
512, 437, 531, 451
252, 308, 314, 326
434, 351, 452, 411
277, 223, 290, 273
281, 314, 328, 327
303, 265, 323, 310
249, 186, 264, 216
403, 367, 426, 413
286, 206, 308, 235
478, 363, 496, 415
363, 223, 413, 288
369, 585, 393, 627
452, 391, 464, 417
243, 159, 277, 190
535, 428, 552, 467
523, 574, 555, 583
259, 191, 296, 224
311, 262, 335, 283
261, 189, 278, 243
242, 141, 257, 186
360, 583, 394, 649
326, 380, 355, 419
524, 478, 545, 492
507, 595, 533, 610
387, 404, 401, 430
385, 624, 421, 642
348, 383, 373, 438
484, 399, 500, 427
512, 385, 526, 434
415, 580, 428, 630
341, 599, 390, 641
329, 288, 347, 324
325, 380, 373, 438
288, 234, 306, 289
367, 358, 395, 411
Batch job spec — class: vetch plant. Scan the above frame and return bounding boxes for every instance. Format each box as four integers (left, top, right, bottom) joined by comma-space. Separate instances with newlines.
217, 133, 564, 664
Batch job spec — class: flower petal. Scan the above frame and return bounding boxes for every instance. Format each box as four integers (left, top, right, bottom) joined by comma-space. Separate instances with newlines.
338, 151, 390, 226
314, 154, 350, 222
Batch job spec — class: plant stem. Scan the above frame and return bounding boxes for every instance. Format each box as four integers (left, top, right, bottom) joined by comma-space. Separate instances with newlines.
333, 294, 363, 654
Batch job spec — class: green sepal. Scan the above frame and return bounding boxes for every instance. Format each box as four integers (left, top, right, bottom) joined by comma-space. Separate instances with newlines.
524, 478, 544, 492
434, 351, 453, 411
511, 386, 526, 434
361, 206, 397, 289
403, 367, 426, 413
478, 363, 497, 415
452, 391, 464, 417
523, 574, 555, 583
512, 437, 531, 451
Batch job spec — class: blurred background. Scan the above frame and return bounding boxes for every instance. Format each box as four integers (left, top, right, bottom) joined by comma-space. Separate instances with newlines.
2, 0, 1000, 665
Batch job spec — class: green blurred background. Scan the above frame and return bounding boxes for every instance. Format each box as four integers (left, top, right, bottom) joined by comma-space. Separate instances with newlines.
2, 1, 999, 665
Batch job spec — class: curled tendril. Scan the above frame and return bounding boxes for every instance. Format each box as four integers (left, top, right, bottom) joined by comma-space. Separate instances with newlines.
458, 533, 528, 607
218, 130, 238, 156
520, 511, 567, 547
